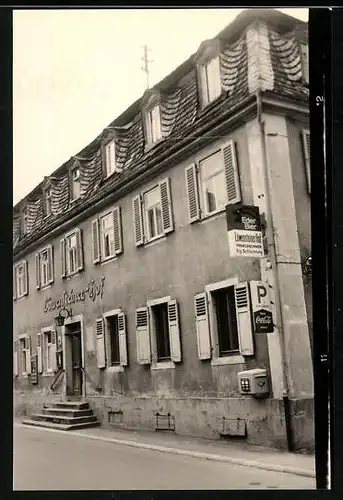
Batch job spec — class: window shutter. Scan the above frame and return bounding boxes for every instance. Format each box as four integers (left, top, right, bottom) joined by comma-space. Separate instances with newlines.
212, 56, 222, 99
194, 292, 212, 360
185, 164, 200, 223
23, 261, 28, 296
35, 253, 41, 290
113, 206, 123, 255
13, 268, 17, 300
136, 307, 151, 364
75, 229, 84, 271
234, 282, 254, 356
91, 218, 101, 264
60, 238, 66, 278
37, 333, 43, 373
168, 299, 181, 362
96, 318, 106, 368
302, 129, 311, 194
222, 140, 241, 204
51, 329, 57, 372
199, 64, 209, 106
25, 336, 32, 374
13, 340, 19, 376
47, 245, 54, 284
160, 178, 174, 234
133, 195, 144, 246
118, 312, 128, 366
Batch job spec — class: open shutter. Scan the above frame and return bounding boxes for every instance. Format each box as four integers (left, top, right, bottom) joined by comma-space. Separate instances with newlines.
185, 164, 200, 223
47, 245, 54, 284
136, 307, 151, 364
113, 206, 123, 255
37, 333, 43, 373
160, 178, 174, 234
118, 312, 128, 366
168, 299, 181, 362
23, 261, 28, 296
222, 140, 241, 204
133, 195, 144, 246
302, 129, 311, 194
92, 218, 101, 264
35, 253, 41, 290
25, 336, 32, 374
96, 318, 106, 368
75, 229, 84, 271
60, 238, 66, 278
51, 329, 57, 372
234, 282, 254, 356
13, 268, 17, 300
194, 292, 211, 360
13, 340, 19, 376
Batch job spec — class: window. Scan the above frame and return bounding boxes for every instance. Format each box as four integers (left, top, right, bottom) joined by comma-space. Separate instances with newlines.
194, 281, 254, 363
44, 331, 53, 372
22, 207, 28, 235
105, 139, 116, 177
13, 261, 28, 299
185, 140, 241, 223
300, 43, 309, 84
146, 104, 162, 146
20, 339, 27, 373
200, 56, 222, 106
107, 315, 120, 365
38, 329, 57, 373
18, 336, 31, 375
135, 298, 181, 366
96, 311, 127, 368
45, 186, 52, 216
35, 245, 54, 289
60, 229, 83, 277
92, 207, 123, 264
71, 167, 81, 201
132, 178, 174, 247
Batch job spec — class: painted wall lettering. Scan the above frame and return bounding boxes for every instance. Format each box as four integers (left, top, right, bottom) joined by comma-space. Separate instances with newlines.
44, 276, 105, 313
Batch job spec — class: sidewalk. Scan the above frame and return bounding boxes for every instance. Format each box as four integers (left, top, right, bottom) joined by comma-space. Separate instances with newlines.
15, 419, 315, 478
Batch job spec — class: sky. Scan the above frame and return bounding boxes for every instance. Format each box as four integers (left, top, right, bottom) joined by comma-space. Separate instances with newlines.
13, 8, 309, 206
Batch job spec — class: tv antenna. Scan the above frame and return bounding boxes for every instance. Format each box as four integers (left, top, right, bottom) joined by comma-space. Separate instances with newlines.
141, 44, 153, 90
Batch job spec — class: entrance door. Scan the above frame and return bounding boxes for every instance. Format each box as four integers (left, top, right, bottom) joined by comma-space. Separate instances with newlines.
71, 332, 82, 397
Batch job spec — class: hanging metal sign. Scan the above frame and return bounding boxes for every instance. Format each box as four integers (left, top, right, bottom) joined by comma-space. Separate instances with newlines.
226, 204, 264, 258
249, 281, 274, 334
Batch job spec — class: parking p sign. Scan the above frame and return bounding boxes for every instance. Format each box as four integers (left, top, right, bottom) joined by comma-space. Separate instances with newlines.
249, 281, 274, 334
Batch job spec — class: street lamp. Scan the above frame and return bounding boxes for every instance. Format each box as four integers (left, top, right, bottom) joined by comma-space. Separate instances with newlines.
54, 307, 73, 327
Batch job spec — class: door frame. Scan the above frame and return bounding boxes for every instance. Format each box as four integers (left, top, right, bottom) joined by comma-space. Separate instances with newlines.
62, 314, 85, 399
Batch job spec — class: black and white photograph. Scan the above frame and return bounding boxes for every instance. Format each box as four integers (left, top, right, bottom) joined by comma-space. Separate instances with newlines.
12, 7, 320, 491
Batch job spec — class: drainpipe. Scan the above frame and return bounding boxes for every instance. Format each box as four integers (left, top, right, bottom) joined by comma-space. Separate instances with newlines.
256, 90, 294, 452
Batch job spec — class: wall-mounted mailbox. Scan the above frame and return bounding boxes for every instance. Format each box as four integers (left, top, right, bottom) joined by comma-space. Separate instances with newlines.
237, 368, 269, 397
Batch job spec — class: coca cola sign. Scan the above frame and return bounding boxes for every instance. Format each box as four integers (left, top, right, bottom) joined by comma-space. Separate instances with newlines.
253, 309, 273, 334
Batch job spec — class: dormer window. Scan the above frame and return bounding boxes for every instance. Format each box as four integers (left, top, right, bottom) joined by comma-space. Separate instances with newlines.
300, 42, 309, 84
105, 138, 116, 177
200, 56, 222, 106
22, 207, 28, 235
45, 186, 52, 216
71, 166, 81, 201
146, 104, 162, 145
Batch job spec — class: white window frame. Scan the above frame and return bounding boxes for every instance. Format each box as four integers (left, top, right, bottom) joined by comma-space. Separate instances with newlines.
39, 246, 53, 288
147, 296, 175, 370
105, 138, 116, 177
143, 185, 164, 243
66, 230, 78, 276
71, 166, 81, 201
100, 211, 116, 261
205, 277, 245, 366
45, 186, 52, 216
145, 104, 162, 147
103, 308, 125, 372
18, 334, 30, 376
41, 326, 54, 375
199, 149, 227, 218
14, 260, 27, 299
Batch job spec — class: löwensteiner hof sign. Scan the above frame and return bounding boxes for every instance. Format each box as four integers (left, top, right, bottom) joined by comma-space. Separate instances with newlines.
44, 276, 105, 313
226, 204, 264, 258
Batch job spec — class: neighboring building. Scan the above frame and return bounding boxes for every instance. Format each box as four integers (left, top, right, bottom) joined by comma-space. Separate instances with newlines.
13, 9, 313, 451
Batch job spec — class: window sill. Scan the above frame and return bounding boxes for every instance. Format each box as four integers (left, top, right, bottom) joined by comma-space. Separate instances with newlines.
40, 283, 53, 292
107, 365, 124, 373
144, 234, 167, 248
64, 270, 83, 280
14, 294, 28, 302
144, 138, 164, 153
211, 354, 245, 366
151, 361, 175, 370
100, 255, 118, 266
199, 92, 224, 115
199, 208, 226, 224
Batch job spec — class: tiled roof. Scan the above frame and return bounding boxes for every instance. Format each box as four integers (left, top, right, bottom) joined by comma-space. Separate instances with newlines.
13, 11, 308, 256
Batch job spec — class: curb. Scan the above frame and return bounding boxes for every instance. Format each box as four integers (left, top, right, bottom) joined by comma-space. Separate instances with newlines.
14, 422, 315, 479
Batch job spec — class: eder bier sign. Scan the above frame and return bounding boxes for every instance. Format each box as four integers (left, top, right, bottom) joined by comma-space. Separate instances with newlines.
226, 204, 264, 258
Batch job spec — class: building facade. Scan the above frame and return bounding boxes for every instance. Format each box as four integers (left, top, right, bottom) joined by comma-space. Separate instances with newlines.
13, 9, 314, 451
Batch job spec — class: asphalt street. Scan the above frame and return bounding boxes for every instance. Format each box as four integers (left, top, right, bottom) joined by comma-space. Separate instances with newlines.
13, 425, 315, 490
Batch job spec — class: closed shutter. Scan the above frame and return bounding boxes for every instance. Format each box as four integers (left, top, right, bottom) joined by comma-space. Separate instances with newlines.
75, 229, 84, 271
118, 312, 128, 366
160, 178, 174, 234
234, 282, 254, 356
37, 333, 43, 373
51, 329, 57, 372
200, 64, 209, 106
136, 307, 151, 364
23, 261, 28, 296
96, 318, 106, 368
133, 195, 144, 246
91, 218, 101, 264
194, 292, 211, 360
168, 299, 181, 362
13, 340, 19, 376
47, 245, 54, 284
60, 238, 66, 278
113, 206, 123, 255
222, 140, 241, 204
25, 336, 32, 374
302, 129, 311, 194
185, 164, 200, 223
35, 253, 41, 289
13, 268, 17, 300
